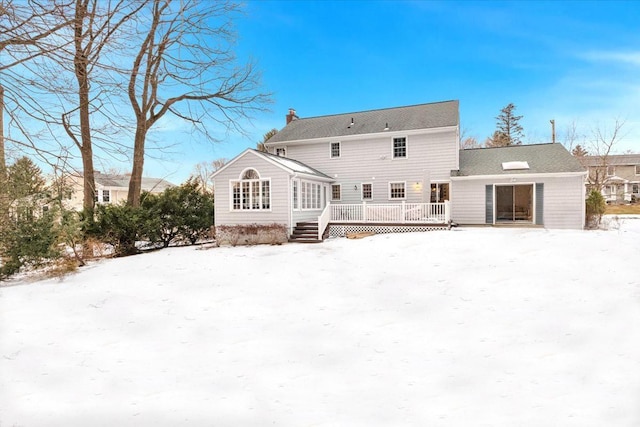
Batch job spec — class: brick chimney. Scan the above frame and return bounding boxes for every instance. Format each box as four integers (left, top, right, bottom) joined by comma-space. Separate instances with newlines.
286, 108, 298, 124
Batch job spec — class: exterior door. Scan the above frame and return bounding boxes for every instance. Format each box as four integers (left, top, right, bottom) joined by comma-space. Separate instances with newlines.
495, 184, 533, 222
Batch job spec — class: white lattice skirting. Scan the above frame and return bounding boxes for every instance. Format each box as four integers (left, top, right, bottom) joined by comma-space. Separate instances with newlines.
328, 224, 449, 237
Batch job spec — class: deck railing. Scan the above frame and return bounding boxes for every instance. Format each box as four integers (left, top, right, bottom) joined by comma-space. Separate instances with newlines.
317, 203, 331, 240
330, 201, 450, 224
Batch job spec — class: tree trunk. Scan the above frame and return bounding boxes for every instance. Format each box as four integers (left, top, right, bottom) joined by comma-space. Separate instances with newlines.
127, 124, 146, 207
0, 85, 5, 177
74, 0, 96, 213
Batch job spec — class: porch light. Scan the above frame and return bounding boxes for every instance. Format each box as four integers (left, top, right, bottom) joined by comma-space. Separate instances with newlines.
354, 185, 358, 191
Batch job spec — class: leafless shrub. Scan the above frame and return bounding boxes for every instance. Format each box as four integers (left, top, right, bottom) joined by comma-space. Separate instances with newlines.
216, 223, 287, 246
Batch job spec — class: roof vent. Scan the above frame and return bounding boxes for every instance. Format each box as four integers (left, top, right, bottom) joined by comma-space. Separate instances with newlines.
502, 161, 530, 170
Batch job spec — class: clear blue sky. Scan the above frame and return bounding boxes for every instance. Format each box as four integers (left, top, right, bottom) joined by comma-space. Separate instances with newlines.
147, 0, 640, 183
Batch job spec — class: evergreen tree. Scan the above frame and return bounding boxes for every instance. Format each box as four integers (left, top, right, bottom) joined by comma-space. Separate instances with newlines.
494, 103, 524, 145
0, 157, 59, 278
572, 144, 588, 157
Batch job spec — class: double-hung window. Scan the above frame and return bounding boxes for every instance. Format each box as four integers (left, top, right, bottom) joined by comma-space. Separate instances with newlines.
362, 183, 372, 200
231, 169, 271, 210
393, 137, 407, 159
331, 184, 341, 201
606, 166, 615, 176
276, 147, 286, 157
330, 142, 341, 158
635, 165, 640, 175
389, 182, 406, 200
102, 190, 110, 203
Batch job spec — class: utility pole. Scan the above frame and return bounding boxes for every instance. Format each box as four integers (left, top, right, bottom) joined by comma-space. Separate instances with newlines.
550, 119, 556, 144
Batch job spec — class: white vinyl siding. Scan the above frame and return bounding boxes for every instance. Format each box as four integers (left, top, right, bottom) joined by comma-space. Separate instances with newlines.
451, 175, 585, 229
283, 128, 458, 204
214, 153, 289, 228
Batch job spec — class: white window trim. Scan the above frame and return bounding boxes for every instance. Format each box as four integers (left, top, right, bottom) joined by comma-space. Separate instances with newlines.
388, 181, 407, 200
300, 180, 322, 211
292, 179, 299, 211
229, 177, 272, 212
330, 141, 341, 158
275, 146, 287, 157
331, 184, 342, 201
102, 189, 111, 203
239, 167, 261, 180
392, 136, 408, 159
361, 182, 373, 201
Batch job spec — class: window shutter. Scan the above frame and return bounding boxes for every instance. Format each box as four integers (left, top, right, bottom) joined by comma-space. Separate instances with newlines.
535, 183, 544, 225
485, 185, 493, 224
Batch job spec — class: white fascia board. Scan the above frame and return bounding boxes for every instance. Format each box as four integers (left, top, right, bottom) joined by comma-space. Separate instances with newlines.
293, 172, 335, 183
450, 171, 588, 181
211, 148, 254, 178
264, 125, 459, 147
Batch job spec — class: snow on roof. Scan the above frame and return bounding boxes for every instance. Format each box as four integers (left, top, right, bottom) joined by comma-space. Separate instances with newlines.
253, 150, 333, 180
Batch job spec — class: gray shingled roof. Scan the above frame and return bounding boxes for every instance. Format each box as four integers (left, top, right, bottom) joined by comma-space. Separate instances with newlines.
266, 100, 459, 143
581, 154, 640, 167
252, 149, 333, 180
95, 172, 174, 192
455, 143, 586, 176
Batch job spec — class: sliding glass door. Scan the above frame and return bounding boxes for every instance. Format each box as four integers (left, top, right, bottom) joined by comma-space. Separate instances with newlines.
495, 184, 533, 223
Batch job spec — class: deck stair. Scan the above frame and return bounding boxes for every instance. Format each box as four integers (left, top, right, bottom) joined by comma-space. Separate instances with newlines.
289, 221, 327, 243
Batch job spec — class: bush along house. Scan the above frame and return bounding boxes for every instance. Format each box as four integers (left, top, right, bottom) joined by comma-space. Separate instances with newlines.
212, 100, 587, 244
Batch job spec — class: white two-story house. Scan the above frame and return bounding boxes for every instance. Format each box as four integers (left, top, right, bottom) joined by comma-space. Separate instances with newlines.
213, 100, 586, 243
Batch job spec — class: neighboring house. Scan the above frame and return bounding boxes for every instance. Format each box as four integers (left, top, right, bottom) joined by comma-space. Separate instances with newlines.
66, 171, 174, 210
213, 100, 587, 243
581, 154, 640, 203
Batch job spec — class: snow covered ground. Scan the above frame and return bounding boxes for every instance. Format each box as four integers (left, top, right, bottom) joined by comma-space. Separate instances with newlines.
1, 217, 640, 426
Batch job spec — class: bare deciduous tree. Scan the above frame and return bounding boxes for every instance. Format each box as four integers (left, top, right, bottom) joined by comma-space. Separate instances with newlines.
1, 0, 146, 213
62, 0, 146, 212
586, 119, 627, 191
126, 0, 270, 207
190, 158, 227, 194
461, 136, 481, 149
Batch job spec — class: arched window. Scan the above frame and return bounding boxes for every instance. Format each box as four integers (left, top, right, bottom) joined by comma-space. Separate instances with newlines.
242, 169, 259, 180
231, 168, 270, 210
